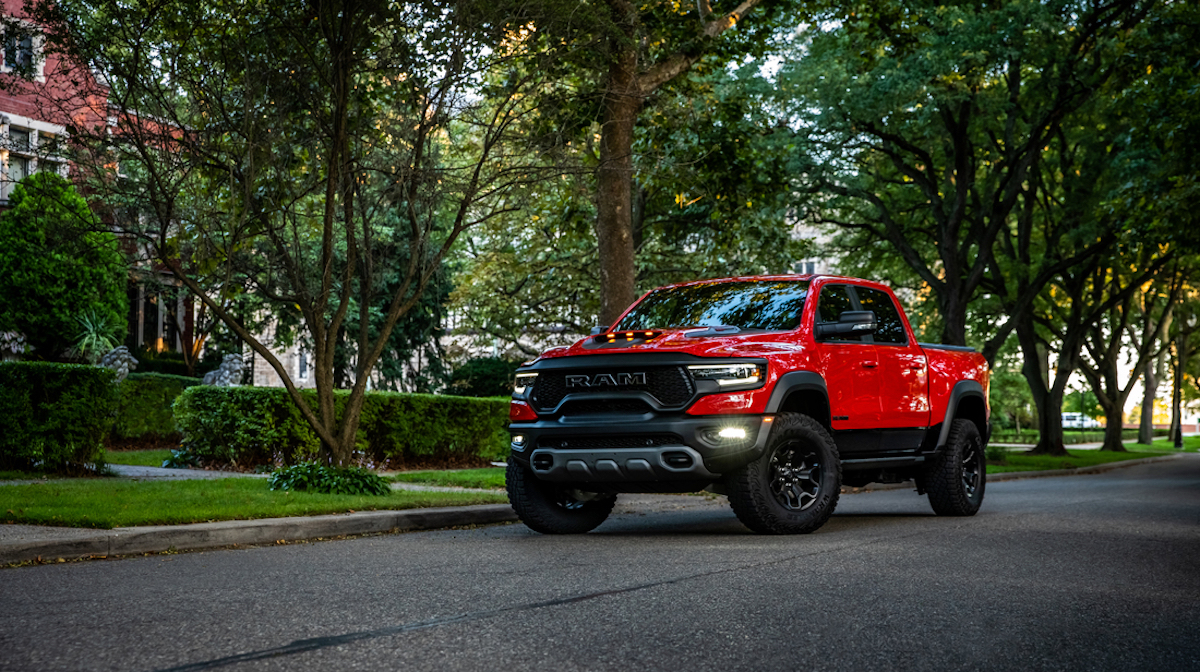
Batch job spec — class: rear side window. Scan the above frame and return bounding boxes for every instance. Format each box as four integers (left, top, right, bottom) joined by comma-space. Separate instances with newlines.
815, 284, 863, 342
854, 286, 907, 344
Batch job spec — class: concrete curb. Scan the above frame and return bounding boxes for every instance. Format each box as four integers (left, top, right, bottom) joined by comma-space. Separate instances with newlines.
1, 504, 518, 565
843, 454, 1182, 493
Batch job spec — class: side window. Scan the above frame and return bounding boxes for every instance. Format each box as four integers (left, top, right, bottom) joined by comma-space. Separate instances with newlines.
816, 284, 863, 342
855, 287, 907, 345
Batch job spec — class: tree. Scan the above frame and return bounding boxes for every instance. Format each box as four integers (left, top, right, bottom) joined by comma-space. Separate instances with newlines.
37, 0, 561, 466
1076, 262, 1182, 451
450, 64, 809, 353
774, 0, 1155, 350
0, 172, 126, 361
506, 0, 793, 325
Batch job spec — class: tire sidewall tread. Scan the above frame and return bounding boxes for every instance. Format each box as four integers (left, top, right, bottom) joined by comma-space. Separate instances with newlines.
725, 413, 842, 534
507, 460, 615, 534
925, 418, 986, 516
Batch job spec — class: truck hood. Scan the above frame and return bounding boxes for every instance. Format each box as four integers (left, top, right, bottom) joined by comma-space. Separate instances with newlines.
534, 328, 807, 362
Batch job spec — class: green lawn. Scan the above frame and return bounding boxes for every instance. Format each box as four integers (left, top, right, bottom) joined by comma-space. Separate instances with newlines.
1128, 435, 1200, 452
392, 467, 506, 490
104, 449, 175, 467
988, 444, 1183, 473
0, 478, 507, 529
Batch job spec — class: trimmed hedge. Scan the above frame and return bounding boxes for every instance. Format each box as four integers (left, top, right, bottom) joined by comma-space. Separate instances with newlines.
173, 386, 509, 467
0, 361, 117, 471
112, 372, 202, 442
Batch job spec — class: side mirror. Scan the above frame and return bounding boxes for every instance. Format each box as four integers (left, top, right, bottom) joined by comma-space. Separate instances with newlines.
589, 325, 608, 335
816, 310, 877, 339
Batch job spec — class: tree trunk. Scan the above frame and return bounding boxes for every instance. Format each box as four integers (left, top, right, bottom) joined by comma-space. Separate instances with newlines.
1140, 311, 1173, 443
1172, 332, 1185, 448
1138, 358, 1157, 444
938, 286, 969, 347
1101, 407, 1126, 451
1017, 315, 1070, 456
595, 47, 641, 327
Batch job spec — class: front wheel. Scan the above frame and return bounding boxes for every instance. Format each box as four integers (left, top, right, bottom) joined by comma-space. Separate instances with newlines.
725, 413, 842, 534
923, 419, 986, 516
506, 461, 616, 534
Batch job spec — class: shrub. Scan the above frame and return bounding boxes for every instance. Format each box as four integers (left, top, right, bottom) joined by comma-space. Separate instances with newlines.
0, 361, 117, 471
112, 372, 203, 443
0, 173, 127, 360
985, 443, 1007, 464
173, 386, 321, 467
268, 462, 391, 495
174, 386, 509, 467
445, 357, 519, 397
137, 347, 216, 378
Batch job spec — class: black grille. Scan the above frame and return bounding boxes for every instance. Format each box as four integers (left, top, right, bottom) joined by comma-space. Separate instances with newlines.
558, 399, 653, 415
537, 434, 683, 450
530, 366, 694, 411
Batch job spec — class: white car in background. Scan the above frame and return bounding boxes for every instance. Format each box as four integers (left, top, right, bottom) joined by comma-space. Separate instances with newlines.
1062, 412, 1101, 429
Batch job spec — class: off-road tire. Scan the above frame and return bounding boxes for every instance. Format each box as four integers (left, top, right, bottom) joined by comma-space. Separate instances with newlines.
725, 413, 841, 534
506, 460, 616, 534
924, 419, 985, 516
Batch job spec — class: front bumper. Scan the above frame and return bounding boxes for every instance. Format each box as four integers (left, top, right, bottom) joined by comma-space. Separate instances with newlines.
508, 413, 775, 484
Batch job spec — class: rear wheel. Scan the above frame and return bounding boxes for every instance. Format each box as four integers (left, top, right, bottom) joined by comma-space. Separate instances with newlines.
506, 460, 615, 534
725, 413, 841, 534
924, 419, 985, 516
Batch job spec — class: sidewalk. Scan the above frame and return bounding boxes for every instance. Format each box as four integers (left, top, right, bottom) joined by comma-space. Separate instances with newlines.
0, 454, 1181, 566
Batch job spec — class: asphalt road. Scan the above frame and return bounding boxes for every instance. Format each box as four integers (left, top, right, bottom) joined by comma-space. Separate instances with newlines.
2, 455, 1198, 672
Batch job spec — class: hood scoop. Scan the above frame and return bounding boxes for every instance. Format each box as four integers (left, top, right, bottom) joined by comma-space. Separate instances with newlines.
683, 325, 741, 338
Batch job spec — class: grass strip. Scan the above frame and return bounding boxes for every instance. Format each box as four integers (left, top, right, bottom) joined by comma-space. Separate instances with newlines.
103, 449, 174, 467
988, 446, 1179, 473
0, 478, 507, 529
392, 467, 506, 490
1129, 436, 1200, 452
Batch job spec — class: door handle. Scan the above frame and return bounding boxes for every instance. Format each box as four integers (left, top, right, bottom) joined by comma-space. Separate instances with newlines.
908, 364, 924, 370
862, 361, 878, 369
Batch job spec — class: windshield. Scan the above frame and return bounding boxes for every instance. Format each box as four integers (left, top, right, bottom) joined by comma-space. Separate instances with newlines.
614, 280, 809, 332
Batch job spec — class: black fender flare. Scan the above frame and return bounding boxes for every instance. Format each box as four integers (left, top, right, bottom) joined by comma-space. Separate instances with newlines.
764, 371, 830, 425
936, 380, 987, 449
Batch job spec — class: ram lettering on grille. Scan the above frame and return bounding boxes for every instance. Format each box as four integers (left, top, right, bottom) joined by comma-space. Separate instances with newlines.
564, 372, 647, 388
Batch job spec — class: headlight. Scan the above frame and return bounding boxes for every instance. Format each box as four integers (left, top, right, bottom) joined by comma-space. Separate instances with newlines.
514, 373, 538, 395
687, 363, 765, 387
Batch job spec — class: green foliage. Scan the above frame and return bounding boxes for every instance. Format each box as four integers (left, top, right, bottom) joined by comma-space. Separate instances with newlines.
446, 357, 519, 398
450, 65, 810, 354
111, 373, 202, 442
1064, 387, 1104, 421
174, 387, 510, 467
0, 362, 117, 472
39, 0, 566, 466
173, 387, 321, 466
268, 462, 391, 496
162, 448, 200, 469
71, 309, 121, 364
0, 173, 127, 360
985, 444, 1008, 465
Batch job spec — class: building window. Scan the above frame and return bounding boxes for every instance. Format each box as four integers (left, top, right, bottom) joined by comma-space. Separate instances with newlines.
298, 351, 308, 380
7, 155, 28, 183
7, 128, 29, 152
4, 32, 32, 71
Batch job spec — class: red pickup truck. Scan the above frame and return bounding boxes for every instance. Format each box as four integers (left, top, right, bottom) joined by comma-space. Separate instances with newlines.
506, 275, 990, 534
